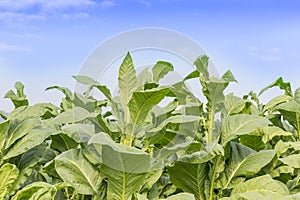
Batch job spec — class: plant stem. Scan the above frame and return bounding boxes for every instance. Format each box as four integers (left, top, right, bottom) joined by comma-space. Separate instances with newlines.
207, 107, 215, 144
296, 113, 300, 140
209, 155, 221, 200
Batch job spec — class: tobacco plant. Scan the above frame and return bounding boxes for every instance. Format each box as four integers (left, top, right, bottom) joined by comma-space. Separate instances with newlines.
0, 53, 300, 200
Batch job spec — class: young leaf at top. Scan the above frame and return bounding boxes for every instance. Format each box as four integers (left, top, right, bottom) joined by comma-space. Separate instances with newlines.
152, 61, 174, 83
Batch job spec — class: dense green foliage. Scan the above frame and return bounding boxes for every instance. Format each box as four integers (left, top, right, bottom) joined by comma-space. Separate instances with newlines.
1, 53, 300, 199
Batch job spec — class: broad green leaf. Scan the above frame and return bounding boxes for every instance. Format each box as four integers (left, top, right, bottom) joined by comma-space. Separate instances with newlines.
275, 140, 300, 156
7, 103, 59, 122
250, 126, 292, 143
259, 77, 292, 97
170, 82, 199, 104
194, 55, 209, 79
222, 175, 289, 200
222, 70, 238, 83
277, 100, 300, 113
221, 114, 270, 145
3, 126, 57, 160
4, 118, 41, 150
12, 182, 56, 200
61, 124, 95, 144
179, 142, 224, 164
85, 133, 150, 200
217, 142, 276, 189
152, 61, 174, 83
118, 53, 137, 124
263, 95, 292, 113
284, 194, 300, 200
0, 120, 9, 150
147, 115, 201, 135
72, 93, 97, 112
279, 154, 300, 168
47, 107, 97, 126
9, 143, 56, 196
225, 93, 245, 116
287, 177, 300, 194
50, 134, 78, 152
101, 164, 147, 200
168, 161, 208, 200
0, 163, 19, 200
72, 75, 99, 85
270, 166, 294, 178
129, 88, 170, 126
86, 133, 151, 173
55, 149, 102, 195
165, 193, 195, 200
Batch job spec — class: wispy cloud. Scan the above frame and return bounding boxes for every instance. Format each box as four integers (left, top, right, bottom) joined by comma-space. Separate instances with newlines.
0, 0, 97, 22
99, 0, 116, 9
138, 0, 151, 7
0, 43, 30, 52
246, 46, 282, 61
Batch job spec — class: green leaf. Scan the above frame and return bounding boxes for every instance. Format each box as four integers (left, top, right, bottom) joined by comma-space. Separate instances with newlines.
152, 61, 174, 83
136, 68, 152, 89
45, 85, 73, 100
259, 77, 292, 97
55, 149, 102, 195
279, 154, 300, 168
9, 143, 56, 196
3, 126, 57, 160
194, 55, 209, 79
0, 120, 10, 150
250, 126, 292, 143
4, 118, 41, 150
85, 133, 151, 200
170, 82, 199, 104
118, 53, 137, 124
223, 175, 289, 200
222, 70, 238, 83
221, 114, 270, 145
4, 82, 29, 108
217, 142, 276, 189
12, 182, 56, 200
275, 140, 300, 156
168, 161, 208, 200
263, 95, 292, 113
47, 107, 97, 126
61, 124, 95, 144
0, 163, 19, 200
72, 75, 99, 85
179, 142, 224, 164
129, 88, 170, 126
225, 93, 246, 116
270, 166, 294, 178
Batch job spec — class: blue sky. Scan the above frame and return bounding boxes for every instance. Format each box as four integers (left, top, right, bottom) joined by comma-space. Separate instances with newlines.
1, 0, 300, 111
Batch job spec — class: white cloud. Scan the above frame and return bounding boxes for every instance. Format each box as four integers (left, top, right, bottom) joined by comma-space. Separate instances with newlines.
0, 43, 30, 52
0, 0, 95, 11
0, 0, 96, 22
0, 11, 44, 23
138, 0, 151, 7
246, 46, 282, 61
99, 0, 116, 9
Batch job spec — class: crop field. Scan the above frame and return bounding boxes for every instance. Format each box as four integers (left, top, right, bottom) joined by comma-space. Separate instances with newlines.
1, 53, 300, 200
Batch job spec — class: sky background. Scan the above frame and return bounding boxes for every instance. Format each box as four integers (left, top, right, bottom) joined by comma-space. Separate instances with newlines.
1, 0, 300, 112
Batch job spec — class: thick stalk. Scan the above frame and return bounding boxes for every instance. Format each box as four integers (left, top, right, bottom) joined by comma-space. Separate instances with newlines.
209, 155, 221, 200
296, 113, 300, 140
207, 106, 215, 144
